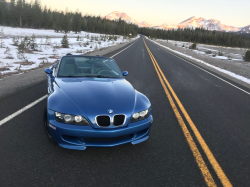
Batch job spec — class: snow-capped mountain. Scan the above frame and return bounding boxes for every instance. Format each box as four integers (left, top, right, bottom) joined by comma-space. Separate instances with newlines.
178, 16, 241, 32
140, 21, 152, 27
238, 25, 250, 33
152, 23, 178, 30
102, 11, 149, 27
103, 11, 138, 24
103, 12, 247, 32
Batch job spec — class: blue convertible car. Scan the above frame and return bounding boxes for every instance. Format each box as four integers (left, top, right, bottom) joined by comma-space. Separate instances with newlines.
44, 54, 153, 150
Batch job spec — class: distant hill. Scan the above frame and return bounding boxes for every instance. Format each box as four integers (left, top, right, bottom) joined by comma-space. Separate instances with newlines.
177, 16, 241, 32
238, 25, 250, 34
103, 11, 249, 33
102, 11, 151, 27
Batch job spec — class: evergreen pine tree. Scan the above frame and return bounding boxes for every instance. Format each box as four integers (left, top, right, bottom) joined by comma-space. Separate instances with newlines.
72, 12, 81, 34
0, 0, 7, 25
30, 33, 37, 50
31, 0, 42, 28
16, 0, 23, 27
4, 47, 14, 59
9, 0, 17, 26
12, 36, 19, 46
243, 50, 250, 62
1, 0, 250, 48
53, 17, 60, 33
62, 13, 71, 33
17, 41, 26, 60
61, 35, 69, 48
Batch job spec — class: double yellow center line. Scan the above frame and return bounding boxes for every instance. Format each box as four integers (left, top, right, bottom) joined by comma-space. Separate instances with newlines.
143, 38, 232, 187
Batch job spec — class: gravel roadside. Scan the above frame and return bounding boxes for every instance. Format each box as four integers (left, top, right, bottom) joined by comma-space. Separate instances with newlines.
0, 39, 138, 99
153, 39, 250, 90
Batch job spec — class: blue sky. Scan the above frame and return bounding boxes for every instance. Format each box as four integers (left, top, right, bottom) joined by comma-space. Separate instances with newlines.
42, 0, 249, 27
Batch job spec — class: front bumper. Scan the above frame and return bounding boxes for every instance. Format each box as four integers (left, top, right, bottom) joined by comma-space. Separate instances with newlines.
47, 109, 153, 150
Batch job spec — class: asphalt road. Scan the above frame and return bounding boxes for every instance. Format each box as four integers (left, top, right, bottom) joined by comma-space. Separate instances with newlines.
0, 36, 250, 187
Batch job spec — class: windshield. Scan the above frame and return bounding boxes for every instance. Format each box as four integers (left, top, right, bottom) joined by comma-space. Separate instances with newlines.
57, 56, 123, 78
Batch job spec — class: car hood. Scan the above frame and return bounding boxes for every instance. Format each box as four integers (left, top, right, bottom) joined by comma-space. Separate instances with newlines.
51, 77, 136, 117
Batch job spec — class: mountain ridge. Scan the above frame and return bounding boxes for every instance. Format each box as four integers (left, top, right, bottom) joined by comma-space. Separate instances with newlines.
103, 11, 248, 33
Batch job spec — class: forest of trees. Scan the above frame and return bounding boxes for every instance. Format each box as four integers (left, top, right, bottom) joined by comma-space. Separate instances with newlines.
139, 27, 250, 48
0, 0, 249, 48
0, 0, 138, 36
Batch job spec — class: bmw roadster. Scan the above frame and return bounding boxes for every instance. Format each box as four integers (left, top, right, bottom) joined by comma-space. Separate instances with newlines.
44, 54, 153, 150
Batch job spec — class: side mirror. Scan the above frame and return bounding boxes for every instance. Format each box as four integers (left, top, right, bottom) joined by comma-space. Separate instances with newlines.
45, 68, 52, 74
122, 71, 128, 76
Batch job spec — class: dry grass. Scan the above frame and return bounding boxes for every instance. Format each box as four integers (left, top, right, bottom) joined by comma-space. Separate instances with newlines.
38, 57, 47, 60
1, 60, 58, 78
14, 61, 35, 66
48, 55, 60, 59
23, 49, 34, 54
4, 56, 14, 59
0, 67, 10, 71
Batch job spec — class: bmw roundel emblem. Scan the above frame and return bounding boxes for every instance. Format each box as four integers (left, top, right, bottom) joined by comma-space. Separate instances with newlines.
108, 109, 113, 114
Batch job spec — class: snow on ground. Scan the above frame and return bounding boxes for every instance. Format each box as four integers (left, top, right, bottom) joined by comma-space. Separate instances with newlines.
150, 39, 250, 84
1, 26, 107, 38
156, 39, 245, 61
0, 26, 139, 76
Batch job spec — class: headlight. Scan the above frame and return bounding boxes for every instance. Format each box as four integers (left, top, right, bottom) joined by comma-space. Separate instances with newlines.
131, 108, 150, 123
55, 112, 90, 126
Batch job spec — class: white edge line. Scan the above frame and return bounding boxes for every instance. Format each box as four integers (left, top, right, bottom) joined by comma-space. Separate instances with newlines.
146, 38, 250, 96
0, 39, 139, 127
0, 95, 48, 126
